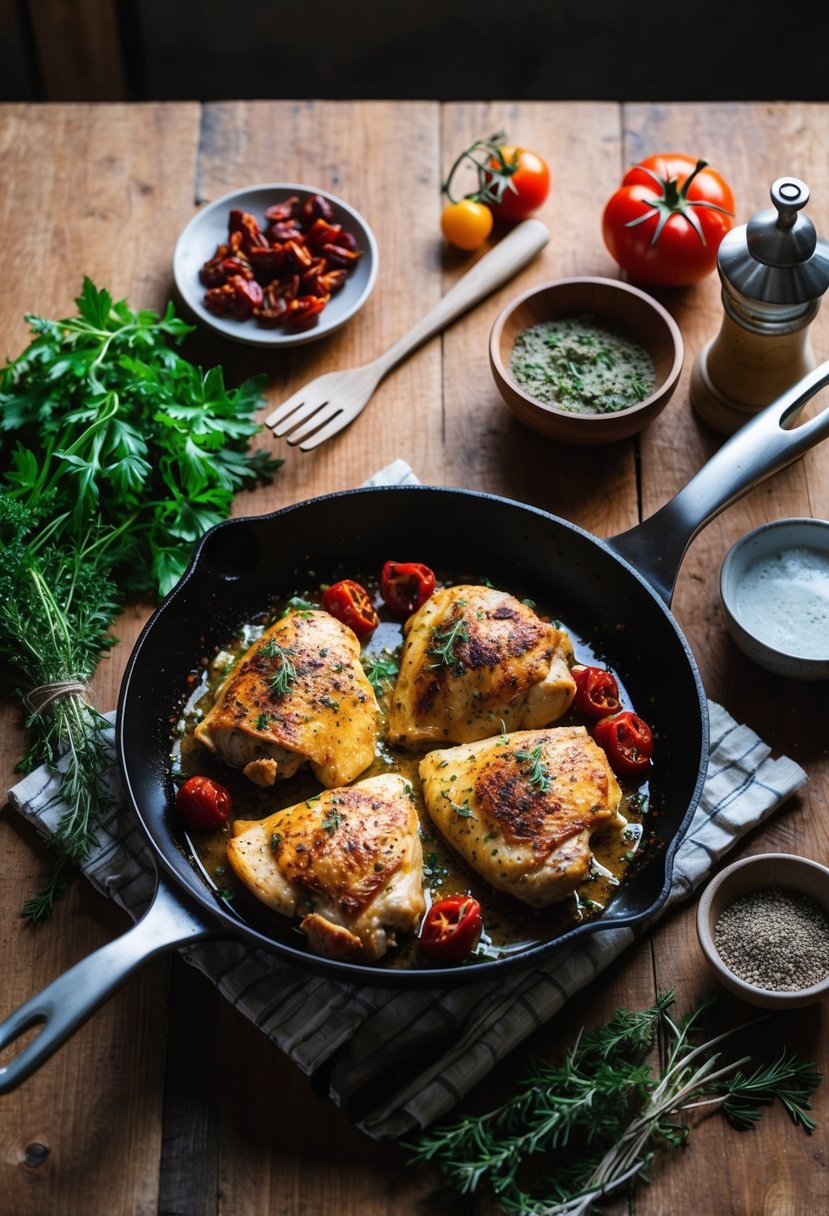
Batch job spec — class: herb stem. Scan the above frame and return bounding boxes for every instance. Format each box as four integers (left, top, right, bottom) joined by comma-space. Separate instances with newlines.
407, 994, 821, 1216
1, 279, 282, 917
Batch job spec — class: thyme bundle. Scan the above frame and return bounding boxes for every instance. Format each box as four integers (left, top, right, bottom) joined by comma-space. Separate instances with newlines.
0, 279, 281, 917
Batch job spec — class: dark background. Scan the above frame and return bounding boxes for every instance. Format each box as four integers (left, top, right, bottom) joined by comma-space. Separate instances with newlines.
2, 0, 825, 103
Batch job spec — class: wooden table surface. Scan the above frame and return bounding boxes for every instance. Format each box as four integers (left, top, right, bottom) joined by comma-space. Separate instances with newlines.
1, 99, 828, 1216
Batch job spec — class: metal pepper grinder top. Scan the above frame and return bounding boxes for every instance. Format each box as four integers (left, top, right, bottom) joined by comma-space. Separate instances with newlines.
690, 177, 829, 434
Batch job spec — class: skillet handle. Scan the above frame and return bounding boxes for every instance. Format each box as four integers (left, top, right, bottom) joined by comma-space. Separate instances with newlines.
608, 360, 829, 604
0, 877, 215, 1094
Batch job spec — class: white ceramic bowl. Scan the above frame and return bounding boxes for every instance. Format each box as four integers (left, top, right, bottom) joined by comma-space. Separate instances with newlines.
697, 853, 829, 1009
719, 517, 829, 680
172, 182, 379, 348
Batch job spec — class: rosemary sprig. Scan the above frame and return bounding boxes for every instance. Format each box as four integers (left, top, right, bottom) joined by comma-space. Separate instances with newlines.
0, 503, 121, 918
514, 743, 552, 792
261, 640, 298, 695
407, 993, 821, 1215
0, 279, 280, 918
428, 610, 470, 672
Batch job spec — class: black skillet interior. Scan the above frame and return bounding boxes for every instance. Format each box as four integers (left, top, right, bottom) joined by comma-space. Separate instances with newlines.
118, 485, 708, 986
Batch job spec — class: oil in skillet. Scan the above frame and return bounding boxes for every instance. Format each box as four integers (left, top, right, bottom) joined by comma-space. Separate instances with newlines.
171, 578, 651, 965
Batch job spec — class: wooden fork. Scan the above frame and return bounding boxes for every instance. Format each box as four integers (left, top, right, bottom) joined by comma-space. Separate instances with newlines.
265, 219, 549, 450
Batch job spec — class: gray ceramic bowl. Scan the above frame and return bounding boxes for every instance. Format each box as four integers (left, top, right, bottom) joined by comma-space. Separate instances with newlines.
697, 853, 829, 1009
720, 517, 829, 680
173, 182, 379, 348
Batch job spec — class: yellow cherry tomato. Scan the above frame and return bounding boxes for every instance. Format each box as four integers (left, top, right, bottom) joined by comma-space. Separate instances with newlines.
440, 199, 493, 250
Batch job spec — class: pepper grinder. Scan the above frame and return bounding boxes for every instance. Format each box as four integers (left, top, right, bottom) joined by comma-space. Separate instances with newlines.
690, 177, 829, 434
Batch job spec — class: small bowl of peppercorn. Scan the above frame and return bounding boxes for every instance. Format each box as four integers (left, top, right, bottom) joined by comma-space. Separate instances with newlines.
697, 853, 829, 1009
489, 276, 684, 444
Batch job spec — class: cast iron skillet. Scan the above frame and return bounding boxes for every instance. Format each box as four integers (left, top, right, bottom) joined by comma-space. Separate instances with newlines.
2, 363, 829, 1093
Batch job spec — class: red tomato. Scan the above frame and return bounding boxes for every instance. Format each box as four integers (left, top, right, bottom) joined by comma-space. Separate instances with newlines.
322, 579, 379, 637
487, 145, 550, 220
176, 775, 231, 831
602, 154, 734, 286
380, 561, 436, 616
593, 711, 654, 777
571, 664, 622, 718
420, 896, 483, 963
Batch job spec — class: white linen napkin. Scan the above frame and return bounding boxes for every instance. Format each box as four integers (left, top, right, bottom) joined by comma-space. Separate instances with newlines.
6, 460, 808, 1139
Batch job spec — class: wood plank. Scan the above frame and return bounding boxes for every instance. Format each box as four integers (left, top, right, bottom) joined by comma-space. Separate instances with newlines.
186, 99, 446, 504
189, 100, 453, 1216
27, 0, 126, 100
438, 101, 638, 539
158, 958, 220, 1216
0, 101, 200, 1216
2, 98, 827, 1216
0, 0, 34, 98
614, 101, 829, 1216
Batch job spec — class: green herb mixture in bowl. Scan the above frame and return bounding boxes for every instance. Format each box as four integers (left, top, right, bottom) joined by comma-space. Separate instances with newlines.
490, 277, 684, 444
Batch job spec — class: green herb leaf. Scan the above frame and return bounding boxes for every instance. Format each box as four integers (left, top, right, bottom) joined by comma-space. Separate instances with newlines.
514, 743, 552, 791
406, 993, 821, 1213
428, 611, 470, 672
0, 279, 284, 915
361, 649, 400, 692
260, 640, 297, 696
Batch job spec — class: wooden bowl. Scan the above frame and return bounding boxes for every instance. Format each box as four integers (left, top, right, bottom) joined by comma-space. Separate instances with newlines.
697, 853, 829, 1009
489, 277, 684, 443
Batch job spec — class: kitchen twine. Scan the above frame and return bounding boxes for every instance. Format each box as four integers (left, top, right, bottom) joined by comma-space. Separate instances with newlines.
23, 680, 93, 716
6, 460, 808, 1140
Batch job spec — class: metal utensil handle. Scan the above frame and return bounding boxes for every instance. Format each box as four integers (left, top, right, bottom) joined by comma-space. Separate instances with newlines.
609, 360, 829, 604
0, 878, 214, 1094
372, 219, 549, 377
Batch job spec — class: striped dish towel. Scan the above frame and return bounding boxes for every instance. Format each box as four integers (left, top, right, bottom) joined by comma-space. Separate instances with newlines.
6, 461, 808, 1139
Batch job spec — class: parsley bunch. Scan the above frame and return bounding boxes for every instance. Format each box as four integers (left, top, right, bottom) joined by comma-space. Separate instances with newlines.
408, 993, 821, 1214
0, 279, 281, 916
2, 277, 279, 595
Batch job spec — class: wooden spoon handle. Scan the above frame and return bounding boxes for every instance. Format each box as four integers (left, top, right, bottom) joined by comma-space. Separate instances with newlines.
371, 219, 549, 377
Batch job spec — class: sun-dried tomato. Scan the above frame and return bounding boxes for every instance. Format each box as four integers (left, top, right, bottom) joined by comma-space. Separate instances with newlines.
286, 295, 330, 331
204, 284, 234, 314
198, 193, 363, 331
317, 269, 348, 295
321, 242, 362, 268
302, 193, 335, 222
264, 197, 299, 223
248, 246, 286, 276
230, 276, 263, 319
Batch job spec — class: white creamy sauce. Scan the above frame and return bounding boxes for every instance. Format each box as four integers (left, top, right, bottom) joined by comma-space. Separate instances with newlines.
735, 545, 829, 658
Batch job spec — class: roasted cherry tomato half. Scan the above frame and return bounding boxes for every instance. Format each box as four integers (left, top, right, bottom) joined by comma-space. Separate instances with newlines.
322, 578, 379, 637
593, 711, 654, 777
420, 896, 483, 963
380, 560, 437, 616
571, 664, 622, 718
176, 775, 232, 831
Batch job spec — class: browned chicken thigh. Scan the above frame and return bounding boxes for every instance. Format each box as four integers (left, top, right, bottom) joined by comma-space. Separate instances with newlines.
387, 584, 576, 748
419, 726, 623, 907
226, 773, 426, 960
194, 608, 379, 788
